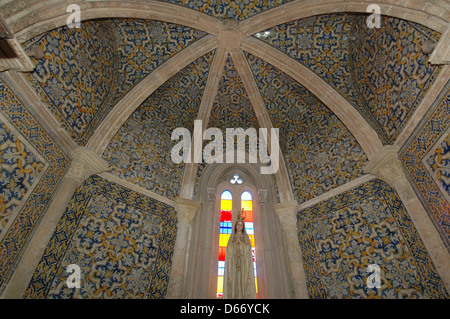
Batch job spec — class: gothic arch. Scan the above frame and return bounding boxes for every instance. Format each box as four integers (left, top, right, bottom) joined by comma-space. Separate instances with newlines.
184, 158, 293, 298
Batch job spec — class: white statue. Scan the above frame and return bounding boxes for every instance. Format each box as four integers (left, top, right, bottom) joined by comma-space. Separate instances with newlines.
223, 210, 256, 299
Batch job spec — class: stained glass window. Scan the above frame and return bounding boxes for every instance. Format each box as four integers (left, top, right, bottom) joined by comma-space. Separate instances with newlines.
241, 191, 258, 298
217, 190, 258, 298
217, 190, 232, 298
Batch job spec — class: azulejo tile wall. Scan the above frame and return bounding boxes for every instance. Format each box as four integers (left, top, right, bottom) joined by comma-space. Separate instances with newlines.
350, 15, 442, 144
0, 74, 69, 292
103, 51, 215, 200
255, 13, 384, 143
0, 121, 47, 234
23, 19, 206, 145
246, 52, 367, 203
297, 179, 448, 299
208, 55, 259, 131
107, 19, 206, 108
161, 0, 292, 20
24, 175, 177, 299
23, 20, 119, 145
400, 83, 450, 249
256, 14, 443, 145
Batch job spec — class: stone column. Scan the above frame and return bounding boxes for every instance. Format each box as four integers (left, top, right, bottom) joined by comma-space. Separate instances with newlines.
364, 145, 450, 292
1, 147, 109, 298
166, 198, 202, 299
273, 200, 309, 298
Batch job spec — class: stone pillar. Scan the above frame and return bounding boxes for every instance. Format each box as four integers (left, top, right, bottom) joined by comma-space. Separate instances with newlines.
364, 145, 450, 292
1, 147, 109, 298
166, 198, 202, 299
273, 200, 309, 299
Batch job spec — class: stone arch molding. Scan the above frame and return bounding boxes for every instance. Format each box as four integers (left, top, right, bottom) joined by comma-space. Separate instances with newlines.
4, 0, 448, 182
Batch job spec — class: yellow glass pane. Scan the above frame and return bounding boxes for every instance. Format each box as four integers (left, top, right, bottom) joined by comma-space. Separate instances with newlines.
221, 199, 232, 211
255, 278, 258, 293
219, 233, 230, 247
241, 200, 252, 211
248, 234, 255, 247
217, 276, 223, 293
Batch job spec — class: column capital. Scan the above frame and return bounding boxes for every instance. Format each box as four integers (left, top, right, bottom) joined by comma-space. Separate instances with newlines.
273, 200, 299, 227
363, 145, 405, 188
175, 198, 202, 224
258, 189, 268, 204
273, 200, 299, 215
66, 147, 110, 185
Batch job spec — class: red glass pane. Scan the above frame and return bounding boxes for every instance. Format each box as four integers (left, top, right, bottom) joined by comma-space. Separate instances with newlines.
220, 210, 232, 222
218, 247, 226, 261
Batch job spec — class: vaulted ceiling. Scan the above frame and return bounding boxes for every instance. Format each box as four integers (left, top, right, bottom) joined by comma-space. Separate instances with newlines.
3, 0, 448, 203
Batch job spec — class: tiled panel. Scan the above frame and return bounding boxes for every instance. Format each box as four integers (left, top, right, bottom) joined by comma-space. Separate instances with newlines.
350, 15, 442, 144
103, 51, 215, 200
23, 20, 119, 145
160, 0, 292, 20
208, 55, 259, 131
254, 14, 383, 142
0, 74, 69, 291
0, 120, 47, 235
24, 175, 177, 299
256, 14, 443, 145
23, 19, 206, 145
297, 179, 448, 299
400, 84, 450, 249
108, 19, 207, 107
246, 52, 367, 203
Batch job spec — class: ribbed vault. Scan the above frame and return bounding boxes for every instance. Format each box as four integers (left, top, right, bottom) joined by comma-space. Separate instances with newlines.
4, 0, 448, 204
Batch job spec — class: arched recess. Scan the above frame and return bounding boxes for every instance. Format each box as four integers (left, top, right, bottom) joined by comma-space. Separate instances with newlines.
183, 159, 292, 299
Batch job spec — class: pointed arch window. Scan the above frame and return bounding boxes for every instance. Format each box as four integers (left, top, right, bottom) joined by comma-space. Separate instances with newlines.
216, 189, 258, 298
